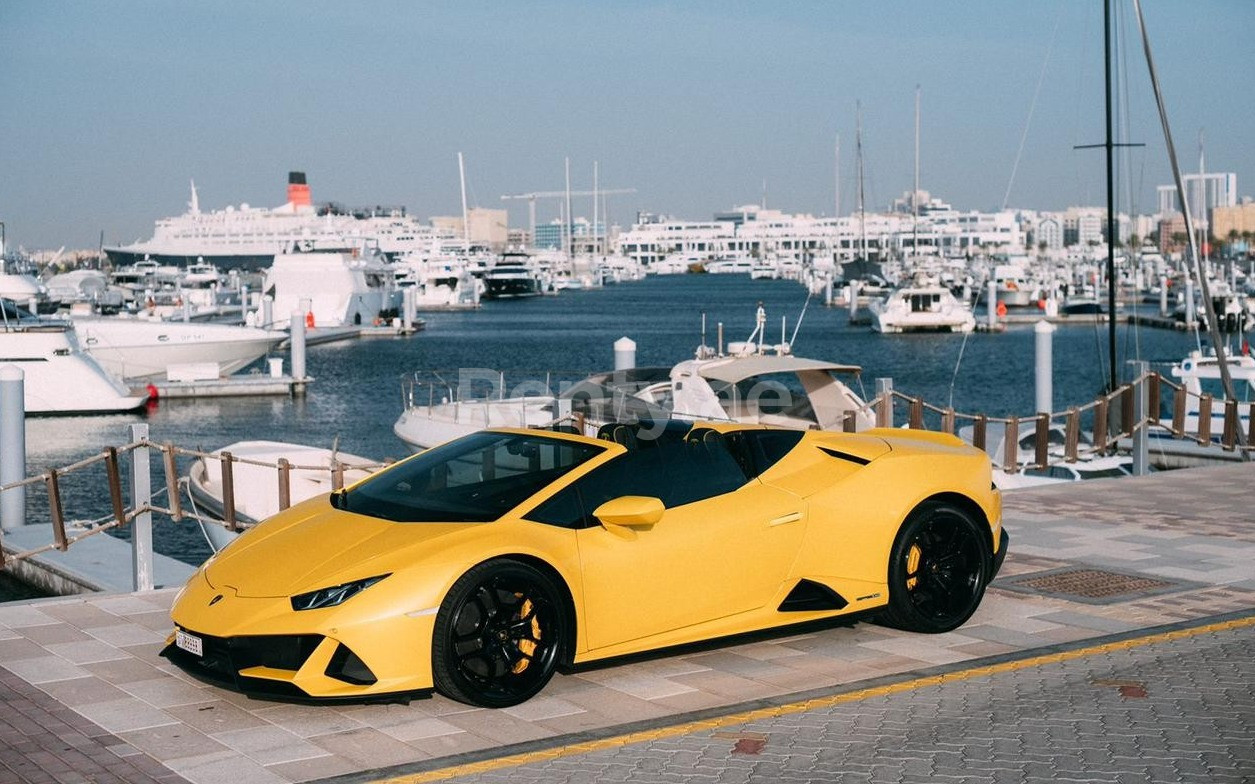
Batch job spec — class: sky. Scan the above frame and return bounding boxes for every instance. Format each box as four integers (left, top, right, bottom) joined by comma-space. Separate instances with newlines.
1, 0, 1252, 250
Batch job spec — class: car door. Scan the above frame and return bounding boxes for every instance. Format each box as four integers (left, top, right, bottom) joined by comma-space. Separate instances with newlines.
568, 433, 807, 650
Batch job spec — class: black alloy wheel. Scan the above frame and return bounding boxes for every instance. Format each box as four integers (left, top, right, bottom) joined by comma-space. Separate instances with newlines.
432, 559, 566, 708
880, 501, 990, 633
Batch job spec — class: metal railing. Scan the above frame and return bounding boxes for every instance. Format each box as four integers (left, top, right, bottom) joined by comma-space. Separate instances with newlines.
1, 370, 1249, 587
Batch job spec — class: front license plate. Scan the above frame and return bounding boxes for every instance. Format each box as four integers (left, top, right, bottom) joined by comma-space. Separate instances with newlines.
175, 629, 203, 657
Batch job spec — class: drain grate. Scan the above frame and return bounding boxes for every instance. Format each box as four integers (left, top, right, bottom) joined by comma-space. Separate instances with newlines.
996, 567, 1192, 605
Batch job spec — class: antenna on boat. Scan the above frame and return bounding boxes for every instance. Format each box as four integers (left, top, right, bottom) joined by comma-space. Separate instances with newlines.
1133, 0, 1245, 455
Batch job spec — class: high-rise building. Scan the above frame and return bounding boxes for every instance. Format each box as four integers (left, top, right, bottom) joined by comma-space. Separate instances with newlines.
1157, 172, 1238, 224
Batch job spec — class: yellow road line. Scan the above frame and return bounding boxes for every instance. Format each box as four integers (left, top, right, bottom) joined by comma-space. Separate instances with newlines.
371, 615, 1255, 783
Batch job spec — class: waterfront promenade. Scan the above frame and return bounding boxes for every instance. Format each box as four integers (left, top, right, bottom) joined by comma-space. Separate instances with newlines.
2, 463, 1253, 783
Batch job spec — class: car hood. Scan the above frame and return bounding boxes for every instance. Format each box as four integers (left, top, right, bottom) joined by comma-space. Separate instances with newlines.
203, 496, 476, 598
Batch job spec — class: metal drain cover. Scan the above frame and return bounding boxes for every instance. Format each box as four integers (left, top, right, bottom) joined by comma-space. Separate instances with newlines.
996, 567, 1192, 605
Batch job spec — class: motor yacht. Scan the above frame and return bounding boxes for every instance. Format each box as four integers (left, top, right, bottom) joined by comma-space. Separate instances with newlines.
70, 316, 286, 380
264, 243, 401, 328
0, 300, 148, 414
869, 279, 976, 333
482, 252, 543, 299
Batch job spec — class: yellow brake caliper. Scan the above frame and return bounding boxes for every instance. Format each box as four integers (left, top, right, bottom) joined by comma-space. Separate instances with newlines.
512, 597, 540, 674
906, 544, 922, 591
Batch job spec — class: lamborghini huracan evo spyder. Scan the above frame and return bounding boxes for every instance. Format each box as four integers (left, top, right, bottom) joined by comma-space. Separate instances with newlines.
163, 421, 1007, 708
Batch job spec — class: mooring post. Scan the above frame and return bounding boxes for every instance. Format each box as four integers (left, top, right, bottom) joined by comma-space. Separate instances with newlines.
0, 365, 26, 530
614, 337, 637, 372
1035, 320, 1055, 414
402, 286, 415, 331
876, 377, 894, 428
1159, 276, 1169, 317
848, 279, 860, 322
290, 309, 307, 395
1132, 361, 1150, 476
987, 280, 998, 331
262, 295, 273, 329
129, 423, 154, 591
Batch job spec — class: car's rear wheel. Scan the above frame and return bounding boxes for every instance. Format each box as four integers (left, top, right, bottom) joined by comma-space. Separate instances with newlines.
880, 501, 990, 633
432, 559, 566, 708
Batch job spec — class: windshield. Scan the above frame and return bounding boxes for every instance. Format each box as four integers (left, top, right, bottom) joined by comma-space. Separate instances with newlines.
339, 431, 604, 523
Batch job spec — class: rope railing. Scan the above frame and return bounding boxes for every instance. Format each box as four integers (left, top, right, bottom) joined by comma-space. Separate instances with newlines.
2, 370, 1250, 571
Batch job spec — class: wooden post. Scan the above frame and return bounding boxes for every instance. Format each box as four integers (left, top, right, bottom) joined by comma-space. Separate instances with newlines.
1197, 395, 1212, 444
941, 408, 955, 435
909, 397, 923, 429
1094, 399, 1108, 450
1035, 414, 1049, 469
277, 458, 291, 511
1004, 418, 1019, 472
221, 451, 238, 532
1222, 399, 1238, 451
1248, 403, 1255, 449
332, 461, 345, 491
1147, 373, 1160, 422
1172, 390, 1186, 436
163, 443, 182, 522
843, 410, 857, 433
1120, 384, 1134, 436
46, 469, 66, 552
105, 448, 126, 527
1065, 407, 1080, 463
973, 415, 987, 452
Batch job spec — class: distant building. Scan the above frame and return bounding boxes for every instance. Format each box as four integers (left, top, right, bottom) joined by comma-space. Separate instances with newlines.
1035, 216, 1063, 251
1211, 201, 1255, 240
430, 208, 509, 250
534, 218, 605, 252
1063, 208, 1104, 247
1157, 172, 1237, 225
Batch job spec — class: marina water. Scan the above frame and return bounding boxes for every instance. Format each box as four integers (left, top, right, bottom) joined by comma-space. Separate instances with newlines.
10, 274, 1207, 597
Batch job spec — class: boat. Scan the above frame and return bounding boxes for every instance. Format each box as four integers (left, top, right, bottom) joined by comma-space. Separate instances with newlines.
0, 300, 149, 414
186, 440, 379, 550
104, 172, 447, 270
264, 242, 402, 328
394, 308, 875, 451
43, 269, 125, 314
70, 316, 286, 380
395, 253, 482, 309
482, 252, 543, 299
704, 253, 755, 274
1125, 348, 1255, 469
960, 420, 1135, 491
869, 278, 976, 333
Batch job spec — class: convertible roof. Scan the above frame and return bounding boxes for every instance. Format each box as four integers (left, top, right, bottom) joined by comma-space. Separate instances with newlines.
697, 356, 862, 384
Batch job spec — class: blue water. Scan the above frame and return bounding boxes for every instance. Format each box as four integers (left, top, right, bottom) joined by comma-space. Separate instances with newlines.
10, 274, 1204, 589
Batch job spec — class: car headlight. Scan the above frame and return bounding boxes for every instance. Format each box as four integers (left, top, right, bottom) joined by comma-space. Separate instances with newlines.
291, 574, 390, 611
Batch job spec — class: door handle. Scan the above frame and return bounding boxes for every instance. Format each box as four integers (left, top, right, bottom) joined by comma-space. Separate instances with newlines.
768, 511, 802, 527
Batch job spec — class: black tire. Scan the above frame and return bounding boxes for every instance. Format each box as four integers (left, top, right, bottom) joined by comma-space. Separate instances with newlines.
880, 501, 990, 633
431, 559, 566, 708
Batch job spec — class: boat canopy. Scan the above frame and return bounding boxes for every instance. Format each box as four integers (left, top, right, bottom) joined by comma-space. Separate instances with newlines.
696, 356, 862, 385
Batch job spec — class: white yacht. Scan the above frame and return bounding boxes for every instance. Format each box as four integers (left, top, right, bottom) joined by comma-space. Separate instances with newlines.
104, 172, 446, 270
869, 279, 976, 333
482, 252, 543, 299
0, 301, 148, 414
393, 324, 874, 451
395, 253, 481, 309
704, 253, 756, 274
264, 243, 401, 328
70, 316, 286, 380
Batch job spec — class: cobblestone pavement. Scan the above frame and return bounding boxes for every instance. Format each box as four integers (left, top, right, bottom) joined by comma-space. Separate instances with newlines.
1, 463, 1253, 783
398, 617, 1255, 784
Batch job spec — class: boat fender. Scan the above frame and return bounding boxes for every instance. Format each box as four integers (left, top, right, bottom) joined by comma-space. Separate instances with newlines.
305, 311, 315, 329
996, 302, 1007, 317
146, 383, 159, 400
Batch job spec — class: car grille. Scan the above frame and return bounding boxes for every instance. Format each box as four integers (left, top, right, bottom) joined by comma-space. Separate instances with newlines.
162, 629, 323, 698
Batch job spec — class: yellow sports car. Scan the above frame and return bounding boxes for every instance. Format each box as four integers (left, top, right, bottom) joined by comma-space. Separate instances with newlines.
163, 421, 1006, 707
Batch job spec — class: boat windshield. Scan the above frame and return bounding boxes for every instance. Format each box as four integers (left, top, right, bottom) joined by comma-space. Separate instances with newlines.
337, 431, 603, 523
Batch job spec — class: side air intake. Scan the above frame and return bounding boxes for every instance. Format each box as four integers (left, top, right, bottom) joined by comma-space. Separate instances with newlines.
779, 579, 849, 612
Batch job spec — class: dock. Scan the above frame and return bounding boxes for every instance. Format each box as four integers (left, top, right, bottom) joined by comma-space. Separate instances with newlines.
136, 375, 311, 399
1, 462, 1252, 783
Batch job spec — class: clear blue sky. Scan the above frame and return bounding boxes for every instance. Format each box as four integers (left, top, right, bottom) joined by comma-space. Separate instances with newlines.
1, 0, 1251, 249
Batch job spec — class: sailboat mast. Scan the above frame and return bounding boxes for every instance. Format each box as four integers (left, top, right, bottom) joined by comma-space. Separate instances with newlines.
1103, 0, 1118, 393
564, 157, 573, 258
857, 102, 867, 260
834, 133, 841, 220
457, 152, 470, 250
593, 160, 599, 256
913, 85, 921, 261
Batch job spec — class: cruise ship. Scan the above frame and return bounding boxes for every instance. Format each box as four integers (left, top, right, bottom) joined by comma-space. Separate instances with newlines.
104, 172, 448, 270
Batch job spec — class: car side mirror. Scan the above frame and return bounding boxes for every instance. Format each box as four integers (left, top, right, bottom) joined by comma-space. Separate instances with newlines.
592, 496, 664, 539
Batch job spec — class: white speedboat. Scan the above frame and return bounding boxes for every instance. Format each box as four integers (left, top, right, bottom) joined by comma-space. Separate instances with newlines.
186, 440, 379, 550
482, 252, 543, 299
869, 280, 976, 333
71, 316, 286, 380
0, 301, 148, 414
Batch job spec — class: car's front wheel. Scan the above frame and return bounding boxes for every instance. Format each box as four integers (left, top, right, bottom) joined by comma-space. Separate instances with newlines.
432, 559, 566, 708
880, 501, 990, 633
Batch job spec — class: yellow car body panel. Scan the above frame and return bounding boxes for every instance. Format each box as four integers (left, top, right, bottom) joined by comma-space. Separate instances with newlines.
166, 423, 1003, 703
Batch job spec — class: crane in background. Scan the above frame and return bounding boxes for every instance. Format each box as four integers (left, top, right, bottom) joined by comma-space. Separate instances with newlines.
501, 188, 636, 248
